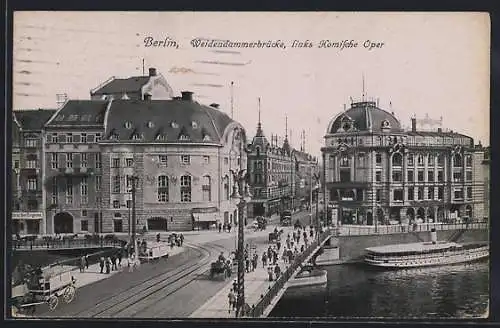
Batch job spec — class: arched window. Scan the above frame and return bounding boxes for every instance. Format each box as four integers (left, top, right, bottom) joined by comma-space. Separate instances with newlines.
256, 146, 261, 157
157, 175, 169, 202
223, 175, 230, 200
391, 153, 403, 166
340, 155, 350, 167
437, 154, 445, 166
180, 175, 191, 202
202, 175, 211, 202
375, 153, 382, 165
453, 154, 462, 167
465, 155, 472, 167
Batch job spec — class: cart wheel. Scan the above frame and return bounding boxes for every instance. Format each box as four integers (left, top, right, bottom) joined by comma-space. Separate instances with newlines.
63, 285, 76, 303
48, 295, 59, 311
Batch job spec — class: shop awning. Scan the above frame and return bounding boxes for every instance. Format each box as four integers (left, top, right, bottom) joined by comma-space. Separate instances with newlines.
193, 213, 218, 222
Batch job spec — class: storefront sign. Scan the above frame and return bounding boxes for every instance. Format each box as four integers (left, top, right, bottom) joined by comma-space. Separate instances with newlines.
191, 207, 218, 214
12, 211, 43, 220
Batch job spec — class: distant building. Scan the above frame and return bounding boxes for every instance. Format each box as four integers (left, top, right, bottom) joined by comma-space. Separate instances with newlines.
246, 117, 317, 218
90, 67, 174, 101
12, 109, 56, 234
322, 100, 488, 226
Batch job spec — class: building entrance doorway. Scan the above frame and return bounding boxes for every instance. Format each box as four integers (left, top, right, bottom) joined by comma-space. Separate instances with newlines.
54, 212, 74, 234
147, 217, 168, 231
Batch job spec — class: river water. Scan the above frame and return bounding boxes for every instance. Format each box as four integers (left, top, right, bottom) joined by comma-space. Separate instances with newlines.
269, 260, 489, 319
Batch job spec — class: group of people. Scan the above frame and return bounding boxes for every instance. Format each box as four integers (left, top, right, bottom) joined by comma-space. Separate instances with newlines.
218, 223, 233, 233
98, 251, 124, 274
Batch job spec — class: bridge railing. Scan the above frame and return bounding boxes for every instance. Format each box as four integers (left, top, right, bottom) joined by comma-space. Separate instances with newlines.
249, 229, 331, 318
12, 238, 125, 250
336, 222, 489, 237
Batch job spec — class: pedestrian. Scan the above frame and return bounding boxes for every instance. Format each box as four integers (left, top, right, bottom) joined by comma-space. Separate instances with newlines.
274, 264, 281, 279
118, 250, 123, 266
84, 255, 89, 269
105, 257, 111, 274
219, 223, 222, 233
262, 252, 268, 267
180, 234, 184, 246
310, 228, 314, 238
303, 231, 307, 241
245, 257, 250, 273
267, 246, 272, 261
110, 254, 116, 271
273, 251, 278, 265
282, 249, 288, 264
228, 289, 236, 314
300, 244, 305, 253
80, 256, 85, 273
232, 280, 238, 292
99, 257, 105, 274
112, 255, 118, 270
253, 253, 258, 271
228, 224, 232, 232
267, 265, 274, 281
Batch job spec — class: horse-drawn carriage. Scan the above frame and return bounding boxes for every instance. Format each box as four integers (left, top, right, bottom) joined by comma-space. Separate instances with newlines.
11, 267, 77, 316
210, 259, 231, 280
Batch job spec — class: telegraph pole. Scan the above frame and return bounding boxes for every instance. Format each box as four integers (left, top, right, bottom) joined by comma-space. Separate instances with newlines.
131, 176, 139, 258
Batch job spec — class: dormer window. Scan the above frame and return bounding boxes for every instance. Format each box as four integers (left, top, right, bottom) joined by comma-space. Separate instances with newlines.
124, 121, 133, 129
381, 120, 391, 129
191, 121, 198, 129
147, 121, 155, 128
156, 134, 167, 141
109, 133, 119, 140
171, 122, 179, 129
179, 135, 190, 141
132, 134, 142, 141
203, 135, 211, 142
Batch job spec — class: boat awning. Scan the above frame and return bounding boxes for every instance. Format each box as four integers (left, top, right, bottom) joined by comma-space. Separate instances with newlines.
193, 213, 217, 222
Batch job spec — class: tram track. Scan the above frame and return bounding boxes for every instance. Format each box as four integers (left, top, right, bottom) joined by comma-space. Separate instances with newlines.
68, 241, 227, 318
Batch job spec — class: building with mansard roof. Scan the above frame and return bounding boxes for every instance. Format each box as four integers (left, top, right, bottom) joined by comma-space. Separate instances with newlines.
321, 99, 488, 226
42, 72, 248, 233
12, 109, 56, 235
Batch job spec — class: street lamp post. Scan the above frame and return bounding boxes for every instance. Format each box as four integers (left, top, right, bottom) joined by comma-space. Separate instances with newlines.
230, 170, 251, 317
130, 175, 140, 258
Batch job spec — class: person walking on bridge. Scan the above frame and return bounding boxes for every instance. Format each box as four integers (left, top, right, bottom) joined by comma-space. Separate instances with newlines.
262, 252, 268, 267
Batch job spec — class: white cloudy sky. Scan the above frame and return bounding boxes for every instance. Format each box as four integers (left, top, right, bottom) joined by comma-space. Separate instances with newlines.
13, 12, 490, 155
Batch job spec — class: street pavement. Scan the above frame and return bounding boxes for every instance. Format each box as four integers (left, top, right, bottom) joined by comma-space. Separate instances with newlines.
190, 211, 314, 318
30, 211, 313, 318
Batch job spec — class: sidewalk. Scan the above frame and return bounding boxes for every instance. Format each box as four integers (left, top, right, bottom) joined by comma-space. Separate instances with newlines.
190, 224, 314, 318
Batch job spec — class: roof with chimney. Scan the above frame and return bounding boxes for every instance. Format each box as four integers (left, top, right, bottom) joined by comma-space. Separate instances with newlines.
13, 109, 57, 131
91, 76, 151, 95
327, 101, 402, 134
103, 98, 236, 144
45, 100, 109, 128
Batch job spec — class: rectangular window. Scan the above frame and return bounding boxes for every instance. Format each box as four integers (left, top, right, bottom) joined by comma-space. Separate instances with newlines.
466, 187, 472, 199
453, 172, 463, 183
25, 139, 37, 147
224, 157, 229, 165
113, 200, 120, 209
466, 155, 472, 167
428, 186, 435, 200
454, 188, 464, 200
437, 170, 444, 182
203, 155, 210, 164
392, 171, 402, 182
376, 153, 382, 165
417, 187, 424, 200
437, 155, 445, 166
180, 175, 192, 202
159, 155, 168, 166
393, 189, 403, 201
113, 175, 121, 193
95, 176, 101, 191
126, 175, 134, 192
466, 171, 473, 181
66, 133, 73, 143
51, 177, 58, 204
358, 153, 365, 166
407, 187, 414, 200
81, 133, 87, 143
438, 187, 444, 200
340, 155, 350, 167
339, 170, 350, 182
375, 171, 382, 182
81, 196, 88, 205
81, 153, 88, 168
417, 155, 424, 166
81, 220, 88, 231
81, 177, 88, 196
181, 155, 190, 165
66, 177, 73, 204
407, 170, 414, 182
407, 154, 414, 166
95, 133, 102, 142
26, 159, 37, 169
95, 153, 102, 169
126, 158, 134, 167
157, 176, 169, 202
126, 200, 132, 208
14, 160, 20, 169
417, 170, 424, 182
376, 189, 382, 202
82, 210, 88, 217
428, 171, 434, 182
112, 158, 120, 168
27, 177, 37, 190
51, 133, 58, 143
66, 153, 73, 168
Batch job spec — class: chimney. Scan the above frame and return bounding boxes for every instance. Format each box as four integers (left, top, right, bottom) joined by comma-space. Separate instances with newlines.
181, 91, 193, 101
149, 67, 157, 77
411, 117, 417, 132
210, 103, 220, 109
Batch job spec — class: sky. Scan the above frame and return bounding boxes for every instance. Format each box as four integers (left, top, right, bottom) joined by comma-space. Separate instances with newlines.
13, 12, 490, 155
